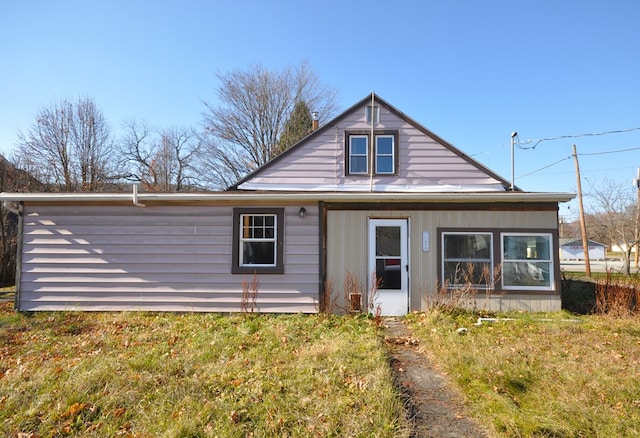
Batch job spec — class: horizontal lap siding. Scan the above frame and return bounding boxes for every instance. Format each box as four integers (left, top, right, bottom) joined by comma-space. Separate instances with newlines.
243, 103, 504, 190
19, 204, 319, 313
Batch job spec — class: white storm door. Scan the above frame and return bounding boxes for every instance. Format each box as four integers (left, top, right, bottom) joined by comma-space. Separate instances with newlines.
368, 219, 409, 316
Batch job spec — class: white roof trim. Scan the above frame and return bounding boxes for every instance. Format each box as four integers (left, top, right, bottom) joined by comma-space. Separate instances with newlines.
0, 191, 575, 204
236, 182, 507, 192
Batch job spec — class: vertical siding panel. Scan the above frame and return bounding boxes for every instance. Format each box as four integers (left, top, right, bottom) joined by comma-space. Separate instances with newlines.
326, 208, 560, 314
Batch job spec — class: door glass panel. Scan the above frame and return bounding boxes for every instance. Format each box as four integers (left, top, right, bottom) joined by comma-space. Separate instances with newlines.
376, 226, 401, 290
376, 226, 400, 256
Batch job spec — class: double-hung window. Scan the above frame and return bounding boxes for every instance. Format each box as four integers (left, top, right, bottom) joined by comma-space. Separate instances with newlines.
442, 232, 494, 288
349, 135, 369, 174
501, 233, 553, 290
346, 131, 398, 175
375, 135, 395, 174
232, 208, 284, 274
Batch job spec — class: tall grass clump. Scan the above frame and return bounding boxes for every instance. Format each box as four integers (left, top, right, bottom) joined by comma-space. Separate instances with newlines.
595, 272, 640, 316
426, 262, 501, 312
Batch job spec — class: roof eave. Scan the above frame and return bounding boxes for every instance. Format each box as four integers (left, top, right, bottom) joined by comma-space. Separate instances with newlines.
0, 191, 576, 204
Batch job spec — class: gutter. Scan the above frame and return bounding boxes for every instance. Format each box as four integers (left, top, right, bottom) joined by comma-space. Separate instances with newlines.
0, 191, 576, 204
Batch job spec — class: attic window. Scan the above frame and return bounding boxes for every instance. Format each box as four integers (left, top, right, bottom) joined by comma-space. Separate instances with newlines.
346, 131, 398, 176
366, 105, 379, 125
348, 135, 369, 174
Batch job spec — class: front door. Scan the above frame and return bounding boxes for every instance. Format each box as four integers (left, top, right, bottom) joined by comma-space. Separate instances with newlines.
368, 219, 409, 316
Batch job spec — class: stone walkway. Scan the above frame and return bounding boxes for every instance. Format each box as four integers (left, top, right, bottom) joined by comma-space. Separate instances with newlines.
383, 318, 490, 438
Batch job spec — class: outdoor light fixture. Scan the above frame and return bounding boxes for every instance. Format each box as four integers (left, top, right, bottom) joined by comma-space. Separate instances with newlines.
299, 207, 306, 218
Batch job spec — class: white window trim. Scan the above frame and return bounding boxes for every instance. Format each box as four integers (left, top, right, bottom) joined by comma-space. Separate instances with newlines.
442, 231, 494, 289
348, 135, 369, 175
375, 134, 395, 174
239, 213, 278, 268
501, 232, 554, 291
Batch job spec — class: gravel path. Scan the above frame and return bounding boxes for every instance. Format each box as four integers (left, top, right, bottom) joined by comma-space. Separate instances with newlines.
383, 318, 490, 438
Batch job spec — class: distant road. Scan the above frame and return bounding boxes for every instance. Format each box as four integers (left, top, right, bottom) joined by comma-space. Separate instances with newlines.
560, 259, 640, 274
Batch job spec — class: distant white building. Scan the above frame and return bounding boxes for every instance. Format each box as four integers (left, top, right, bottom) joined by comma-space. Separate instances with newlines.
559, 239, 606, 260
610, 243, 638, 254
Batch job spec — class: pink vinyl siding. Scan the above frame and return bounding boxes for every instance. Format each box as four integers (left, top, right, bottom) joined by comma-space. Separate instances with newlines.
238, 101, 505, 191
18, 204, 319, 312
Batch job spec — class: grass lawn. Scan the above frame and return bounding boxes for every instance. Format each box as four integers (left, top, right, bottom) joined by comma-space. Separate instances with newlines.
0, 302, 408, 437
406, 310, 640, 437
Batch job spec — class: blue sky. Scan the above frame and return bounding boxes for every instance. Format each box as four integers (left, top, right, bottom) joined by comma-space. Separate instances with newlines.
1, 0, 639, 219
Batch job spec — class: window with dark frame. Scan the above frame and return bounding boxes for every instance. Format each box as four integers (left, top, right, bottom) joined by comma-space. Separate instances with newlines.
232, 208, 284, 274
439, 229, 555, 292
345, 131, 398, 176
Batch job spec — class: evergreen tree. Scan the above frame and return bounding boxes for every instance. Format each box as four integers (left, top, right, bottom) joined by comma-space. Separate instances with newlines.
276, 100, 313, 155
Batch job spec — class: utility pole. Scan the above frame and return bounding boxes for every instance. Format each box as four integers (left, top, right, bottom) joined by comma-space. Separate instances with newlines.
573, 144, 591, 277
635, 167, 640, 268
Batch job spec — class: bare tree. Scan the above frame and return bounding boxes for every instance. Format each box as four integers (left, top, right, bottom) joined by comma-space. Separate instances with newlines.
200, 61, 339, 189
14, 97, 117, 191
587, 178, 638, 275
0, 155, 45, 285
120, 121, 201, 191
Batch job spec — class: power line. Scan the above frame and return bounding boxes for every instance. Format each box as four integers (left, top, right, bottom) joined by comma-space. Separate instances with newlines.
516, 127, 640, 150
517, 146, 640, 179
579, 146, 640, 156
518, 156, 572, 178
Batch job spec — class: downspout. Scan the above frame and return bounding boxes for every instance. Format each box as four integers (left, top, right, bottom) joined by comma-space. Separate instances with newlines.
13, 202, 23, 311
132, 184, 146, 207
369, 92, 375, 192
2, 201, 20, 215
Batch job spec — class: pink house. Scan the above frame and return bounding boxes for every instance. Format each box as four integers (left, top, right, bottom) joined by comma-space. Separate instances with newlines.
1, 94, 574, 314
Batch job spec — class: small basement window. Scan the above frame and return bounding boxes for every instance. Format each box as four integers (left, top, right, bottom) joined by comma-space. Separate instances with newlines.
232, 208, 284, 274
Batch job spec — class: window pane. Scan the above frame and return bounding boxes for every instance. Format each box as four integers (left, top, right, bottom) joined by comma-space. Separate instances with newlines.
376, 156, 393, 173
501, 234, 553, 289
350, 156, 367, 173
376, 258, 401, 289
444, 234, 491, 259
366, 106, 379, 125
442, 233, 493, 288
350, 137, 367, 155
243, 242, 275, 265
376, 137, 393, 154
503, 235, 551, 260
444, 261, 492, 286
376, 226, 400, 256
502, 261, 550, 287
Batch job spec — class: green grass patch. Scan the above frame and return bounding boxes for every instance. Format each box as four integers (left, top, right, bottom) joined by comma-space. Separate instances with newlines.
406, 309, 640, 437
0, 303, 408, 437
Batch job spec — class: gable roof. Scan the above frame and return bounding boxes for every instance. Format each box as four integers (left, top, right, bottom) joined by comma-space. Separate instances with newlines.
229, 93, 517, 192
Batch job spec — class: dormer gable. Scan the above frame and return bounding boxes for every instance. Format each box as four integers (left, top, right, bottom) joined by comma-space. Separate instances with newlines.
230, 94, 513, 192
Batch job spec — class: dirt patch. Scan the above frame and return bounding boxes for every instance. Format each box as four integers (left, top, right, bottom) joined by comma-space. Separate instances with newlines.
383, 318, 489, 438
